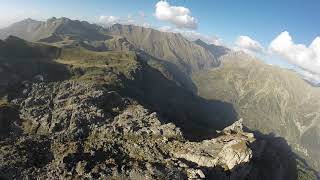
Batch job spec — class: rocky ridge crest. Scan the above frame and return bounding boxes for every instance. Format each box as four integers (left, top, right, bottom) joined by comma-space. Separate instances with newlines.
1, 80, 260, 180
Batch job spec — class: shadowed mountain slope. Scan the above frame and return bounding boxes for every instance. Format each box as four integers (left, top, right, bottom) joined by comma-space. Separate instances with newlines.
192, 51, 320, 172
0, 35, 60, 58
0, 36, 70, 102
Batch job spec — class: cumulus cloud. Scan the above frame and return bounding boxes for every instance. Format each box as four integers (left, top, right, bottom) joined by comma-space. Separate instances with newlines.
98, 16, 120, 25
269, 31, 320, 75
98, 15, 138, 26
235, 35, 264, 54
155, 1, 198, 29
99, 11, 149, 27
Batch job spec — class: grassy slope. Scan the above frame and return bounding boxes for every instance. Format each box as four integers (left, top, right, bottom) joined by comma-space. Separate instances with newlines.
55, 47, 237, 140
56, 47, 139, 85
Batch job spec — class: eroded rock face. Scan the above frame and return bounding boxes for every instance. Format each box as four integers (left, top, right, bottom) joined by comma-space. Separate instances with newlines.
168, 119, 255, 179
0, 81, 316, 180
13, 81, 127, 137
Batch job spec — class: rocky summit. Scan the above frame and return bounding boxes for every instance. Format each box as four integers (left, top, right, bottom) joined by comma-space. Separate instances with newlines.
0, 79, 266, 179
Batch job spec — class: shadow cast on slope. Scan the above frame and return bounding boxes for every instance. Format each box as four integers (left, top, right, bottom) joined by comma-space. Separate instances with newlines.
136, 50, 198, 93
247, 131, 319, 180
118, 58, 238, 141
0, 57, 71, 101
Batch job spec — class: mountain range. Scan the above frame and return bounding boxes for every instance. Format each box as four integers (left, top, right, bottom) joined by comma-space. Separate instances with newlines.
0, 17, 319, 179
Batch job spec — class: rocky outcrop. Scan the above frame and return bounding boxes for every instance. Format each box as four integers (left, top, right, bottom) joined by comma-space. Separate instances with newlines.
0, 80, 270, 180
170, 119, 254, 170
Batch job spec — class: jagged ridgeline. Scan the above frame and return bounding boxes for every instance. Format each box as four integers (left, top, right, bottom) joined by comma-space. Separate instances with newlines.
0, 17, 319, 179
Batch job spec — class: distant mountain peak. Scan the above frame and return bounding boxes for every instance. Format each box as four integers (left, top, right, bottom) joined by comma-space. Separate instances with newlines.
10, 18, 41, 26
4, 35, 26, 43
194, 38, 230, 59
48, 17, 57, 21
0, 17, 107, 42
20, 18, 39, 23
24, 18, 36, 22
108, 23, 219, 73
194, 38, 207, 44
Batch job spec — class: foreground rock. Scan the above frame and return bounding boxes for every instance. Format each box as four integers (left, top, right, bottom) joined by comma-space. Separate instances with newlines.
0, 81, 317, 180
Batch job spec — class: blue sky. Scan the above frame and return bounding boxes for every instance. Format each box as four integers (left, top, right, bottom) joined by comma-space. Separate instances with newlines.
1, 0, 319, 46
1, 0, 320, 82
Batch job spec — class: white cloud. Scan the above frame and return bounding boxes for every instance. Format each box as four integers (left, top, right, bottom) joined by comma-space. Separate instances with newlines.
235, 35, 264, 54
269, 31, 320, 75
155, 1, 197, 29
98, 16, 120, 25
142, 23, 151, 28
180, 30, 224, 45
158, 25, 172, 32
98, 15, 137, 26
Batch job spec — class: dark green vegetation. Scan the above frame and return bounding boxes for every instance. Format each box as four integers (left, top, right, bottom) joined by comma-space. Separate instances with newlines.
0, 17, 319, 179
